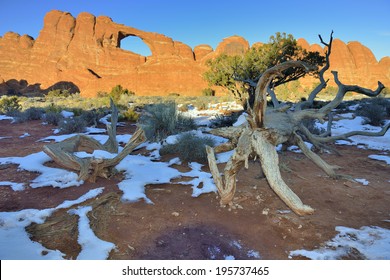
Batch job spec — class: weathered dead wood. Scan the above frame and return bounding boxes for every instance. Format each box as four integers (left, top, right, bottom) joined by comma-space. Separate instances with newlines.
44, 127, 145, 182
206, 129, 253, 206
206, 32, 386, 216
43, 101, 146, 182
252, 130, 314, 215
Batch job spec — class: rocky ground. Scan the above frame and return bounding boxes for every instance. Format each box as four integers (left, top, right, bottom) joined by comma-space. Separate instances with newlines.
0, 119, 389, 259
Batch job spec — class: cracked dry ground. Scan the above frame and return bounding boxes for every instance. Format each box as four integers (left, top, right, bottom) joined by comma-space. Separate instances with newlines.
0, 119, 389, 259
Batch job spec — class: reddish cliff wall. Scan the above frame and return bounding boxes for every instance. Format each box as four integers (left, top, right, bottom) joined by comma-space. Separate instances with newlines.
0, 10, 388, 97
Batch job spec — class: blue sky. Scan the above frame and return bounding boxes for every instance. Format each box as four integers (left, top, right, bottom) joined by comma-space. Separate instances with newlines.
1, 0, 389, 60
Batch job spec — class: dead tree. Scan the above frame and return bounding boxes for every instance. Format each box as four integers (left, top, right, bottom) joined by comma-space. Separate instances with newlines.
43, 100, 146, 182
206, 33, 387, 215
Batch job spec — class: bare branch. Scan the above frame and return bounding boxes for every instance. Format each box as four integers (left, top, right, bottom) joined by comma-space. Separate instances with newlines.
320, 72, 385, 114
294, 132, 340, 179
307, 121, 390, 144
296, 31, 334, 110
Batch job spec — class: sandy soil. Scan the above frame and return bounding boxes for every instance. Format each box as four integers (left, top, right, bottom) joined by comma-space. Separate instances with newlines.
0, 119, 389, 259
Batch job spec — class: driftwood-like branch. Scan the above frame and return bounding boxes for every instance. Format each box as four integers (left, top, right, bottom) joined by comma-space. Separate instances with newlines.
304, 121, 390, 144
44, 127, 145, 182
295, 31, 333, 110
319, 72, 385, 115
252, 130, 314, 215
43, 100, 146, 182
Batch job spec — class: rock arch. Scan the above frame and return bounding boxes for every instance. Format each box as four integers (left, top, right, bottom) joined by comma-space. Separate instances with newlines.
118, 32, 153, 57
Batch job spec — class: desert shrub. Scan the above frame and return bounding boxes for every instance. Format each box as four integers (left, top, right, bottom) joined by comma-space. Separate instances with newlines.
58, 117, 87, 134
160, 132, 215, 163
0, 96, 21, 115
119, 108, 139, 122
79, 109, 105, 127
209, 112, 241, 128
301, 118, 326, 135
45, 103, 63, 114
44, 111, 63, 126
46, 89, 71, 98
168, 93, 180, 97
109, 85, 134, 103
357, 103, 387, 126
202, 88, 215, 97
368, 97, 390, 116
139, 102, 197, 141
14, 107, 45, 122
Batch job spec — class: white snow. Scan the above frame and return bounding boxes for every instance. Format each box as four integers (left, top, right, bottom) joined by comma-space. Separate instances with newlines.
216, 150, 234, 164
247, 249, 261, 259
0, 181, 25, 191
0, 188, 103, 260
289, 226, 390, 260
61, 110, 74, 118
19, 132, 30, 138
331, 117, 390, 151
355, 178, 369, 185
368, 154, 390, 165
180, 162, 217, 197
116, 154, 182, 203
0, 152, 83, 188
1, 103, 389, 260
68, 206, 115, 260
0, 115, 14, 121
233, 113, 248, 127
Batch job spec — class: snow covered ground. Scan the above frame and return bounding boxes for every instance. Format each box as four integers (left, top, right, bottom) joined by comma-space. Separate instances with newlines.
289, 226, 390, 260
0, 103, 389, 260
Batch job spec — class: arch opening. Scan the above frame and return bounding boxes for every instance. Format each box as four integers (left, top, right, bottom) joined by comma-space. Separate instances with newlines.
119, 35, 152, 57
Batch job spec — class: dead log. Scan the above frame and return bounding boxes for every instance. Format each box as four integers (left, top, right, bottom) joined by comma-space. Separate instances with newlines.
206, 32, 387, 216
43, 100, 146, 182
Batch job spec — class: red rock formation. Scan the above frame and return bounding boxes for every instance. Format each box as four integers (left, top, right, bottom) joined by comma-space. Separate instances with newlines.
0, 10, 388, 97
297, 38, 390, 89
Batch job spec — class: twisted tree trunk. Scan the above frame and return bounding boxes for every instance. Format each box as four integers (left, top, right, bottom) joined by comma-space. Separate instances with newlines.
206, 33, 387, 215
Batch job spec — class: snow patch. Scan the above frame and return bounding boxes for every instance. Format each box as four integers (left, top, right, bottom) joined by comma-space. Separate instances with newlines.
0, 151, 83, 188
368, 154, 390, 165
0, 115, 14, 121
289, 226, 390, 260
180, 162, 217, 197
61, 110, 74, 118
19, 132, 30, 138
0, 181, 25, 191
0, 188, 103, 259
355, 178, 369, 186
68, 206, 115, 260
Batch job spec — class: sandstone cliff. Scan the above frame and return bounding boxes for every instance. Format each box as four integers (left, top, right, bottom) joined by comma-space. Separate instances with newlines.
0, 10, 388, 97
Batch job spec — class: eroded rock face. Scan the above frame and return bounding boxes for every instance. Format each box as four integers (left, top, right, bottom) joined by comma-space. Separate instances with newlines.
0, 10, 388, 97
297, 38, 390, 89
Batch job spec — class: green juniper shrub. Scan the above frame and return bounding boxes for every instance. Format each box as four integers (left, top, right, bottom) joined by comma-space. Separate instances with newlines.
45, 103, 63, 114
119, 108, 139, 122
160, 132, 215, 163
139, 101, 197, 142
58, 116, 87, 134
109, 85, 134, 103
202, 88, 215, 97
0, 96, 21, 115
